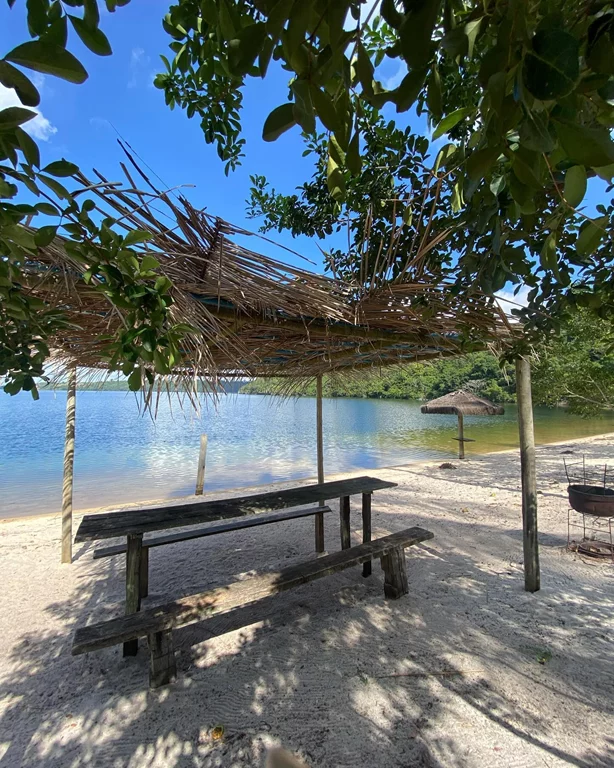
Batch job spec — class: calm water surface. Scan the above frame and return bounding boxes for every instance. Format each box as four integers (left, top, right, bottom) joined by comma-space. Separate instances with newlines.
2, 391, 614, 518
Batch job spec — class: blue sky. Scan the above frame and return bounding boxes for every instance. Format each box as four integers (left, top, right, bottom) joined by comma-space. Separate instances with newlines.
2, 0, 350, 269
1, 1, 609, 299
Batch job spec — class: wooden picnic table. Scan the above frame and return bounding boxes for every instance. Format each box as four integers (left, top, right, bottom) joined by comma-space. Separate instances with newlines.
75, 475, 397, 655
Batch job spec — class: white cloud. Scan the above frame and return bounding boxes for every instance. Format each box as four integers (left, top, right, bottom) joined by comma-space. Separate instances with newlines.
128, 47, 151, 88
0, 77, 57, 142
496, 284, 530, 309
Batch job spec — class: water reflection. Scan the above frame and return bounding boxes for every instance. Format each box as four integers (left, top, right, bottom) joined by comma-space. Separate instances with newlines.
1, 391, 614, 518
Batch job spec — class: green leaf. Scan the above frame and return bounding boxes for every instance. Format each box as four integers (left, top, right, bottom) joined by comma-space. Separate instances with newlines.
291, 79, 315, 134
262, 103, 296, 142
4, 41, 88, 84
511, 152, 541, 189
563, 165, 587, 208
38, 174, 71, 200
128, 368, 142, 391
34, 225, 58, 247
310, 86, 340, 133
451, 182, 463, 212
34, 202, 59, 216
0, 61, 40, 107
519, 113, 555, 153
69, 16, 112, 57
266, 0, 294, 35
594, 164, 614, 181
464, 18, 483, 59
432, 107, 472, 140
394, 68, 427, 113
523, 29, 579, 100
466, 146, 501, 182
15, 126, 40, 167
399, 0, 439, 70
355, 42, 374, 96
84, 0, 101, 28
228, 22, 267, 76
426, 64, 442, 122
140, 254, 160, 272
577, 216, 608, 258
554, 121, 614, 167
0, 107, 37, 130
326, 153, 345, 203
346, 131, 361, 175
124, 229, 154, 246
380, 0, 404, 30
42, 159, 79, 177
540, 232, 557, 271
587, 15, 614, 75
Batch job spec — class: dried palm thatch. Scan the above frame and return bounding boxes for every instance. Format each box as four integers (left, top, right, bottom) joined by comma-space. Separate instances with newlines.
22, 149, 519, 396
420, 390, 505, 416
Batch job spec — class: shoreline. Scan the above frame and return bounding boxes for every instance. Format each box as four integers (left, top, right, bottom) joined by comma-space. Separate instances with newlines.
4, 430, 614, 526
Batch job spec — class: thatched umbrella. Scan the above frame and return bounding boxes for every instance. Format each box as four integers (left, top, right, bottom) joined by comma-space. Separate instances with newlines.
421, 390, 505, 459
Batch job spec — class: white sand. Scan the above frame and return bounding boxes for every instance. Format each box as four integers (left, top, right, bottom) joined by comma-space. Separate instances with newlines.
1, 435, 613, 767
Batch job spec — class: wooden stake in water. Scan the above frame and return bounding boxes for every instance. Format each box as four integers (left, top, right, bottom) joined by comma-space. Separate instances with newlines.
61, 367, 77, 564
195, 434, 208, 495
516, 356, 540, 593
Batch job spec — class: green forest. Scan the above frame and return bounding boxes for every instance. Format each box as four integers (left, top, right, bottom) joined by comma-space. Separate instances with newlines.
242, 310, 614, 416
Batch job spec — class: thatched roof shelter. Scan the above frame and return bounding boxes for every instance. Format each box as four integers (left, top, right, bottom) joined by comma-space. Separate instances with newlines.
25, 152, 518, 394
420, 390, 505, 416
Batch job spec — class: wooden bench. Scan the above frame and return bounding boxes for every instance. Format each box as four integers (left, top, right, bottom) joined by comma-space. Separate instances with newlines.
75, 475, 398, 657
72, 526, 434, 688
92, 505, 332, 598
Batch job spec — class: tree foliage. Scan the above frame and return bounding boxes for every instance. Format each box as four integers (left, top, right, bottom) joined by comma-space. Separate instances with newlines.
159, 0, 614, 342
532, 309, 614, 416
1, 0, 192, 399
241, 351, 516, 402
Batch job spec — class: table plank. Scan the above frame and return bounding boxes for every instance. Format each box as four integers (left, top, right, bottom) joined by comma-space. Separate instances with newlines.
75, 476, 397, 543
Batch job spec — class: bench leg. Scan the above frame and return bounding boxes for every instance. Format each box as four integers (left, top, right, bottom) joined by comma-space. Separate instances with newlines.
339, 496, 351, 550
380, 547, 408, 599
148, 630, 176, 688
123, 533, 143, 657
315, 505, 325, 553
139, 547, 149, 599
362, 492, 372, 577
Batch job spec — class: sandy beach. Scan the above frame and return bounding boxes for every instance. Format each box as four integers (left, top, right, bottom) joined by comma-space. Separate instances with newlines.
1, 434, 613, 767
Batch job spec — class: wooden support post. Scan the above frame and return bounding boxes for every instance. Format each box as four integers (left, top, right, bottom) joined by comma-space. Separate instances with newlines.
380, 547, 409, 599
139, 546, 149, 599
148, 630, 176, 688
315, 374, 325, 553
516, 356, 540, 593
124, 533, 143, 657
340, 495, 351, 550
457, 411, 465, 459
362, 493, 372, 577
195, 434, 207, 495
61, 367, 77, 564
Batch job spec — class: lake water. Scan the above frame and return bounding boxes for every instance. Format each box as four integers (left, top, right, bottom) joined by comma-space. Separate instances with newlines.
2, 391, 614, 519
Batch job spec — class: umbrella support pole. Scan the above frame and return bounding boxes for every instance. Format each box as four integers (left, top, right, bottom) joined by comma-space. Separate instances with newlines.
457, 412, 465, 459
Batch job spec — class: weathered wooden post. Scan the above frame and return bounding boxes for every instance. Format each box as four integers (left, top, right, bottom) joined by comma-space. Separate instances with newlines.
195, 433, 208, 495
61, 367, 77, 564
457, 411, 465, 459
516, 356, 540, 592
315, 375, 325, 553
